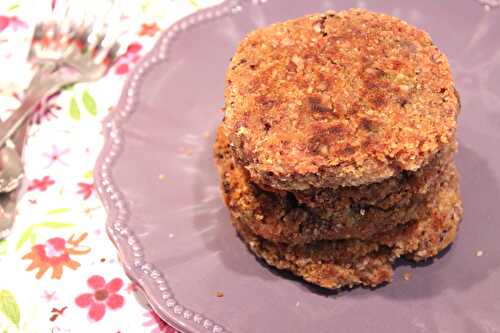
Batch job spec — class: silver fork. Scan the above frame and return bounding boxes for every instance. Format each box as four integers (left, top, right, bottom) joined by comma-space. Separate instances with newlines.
0, 1, 124, 237
0, 3, 122, 149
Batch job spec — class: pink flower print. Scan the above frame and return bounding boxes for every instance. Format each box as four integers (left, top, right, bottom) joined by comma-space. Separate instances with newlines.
114, 42, 142, 75
28, 176, 55, 191
115, 63, 130, 75
8, 16, 27, 31
0, 17, 9, 32
75, 275, 125, 322
9, 91, 61, 125
77, 182, 95, 200
126, 282, 139, 294
42, 290, 58, 302
143, 311, 177, 333
0, 16, 28, 33
32, 91, 62, 124
43, 145, 70, 168
125, 42, 142, 54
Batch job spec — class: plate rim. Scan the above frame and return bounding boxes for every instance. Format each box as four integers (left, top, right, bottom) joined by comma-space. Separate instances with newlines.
93, 1, 500, 332
94, 1, 242, 332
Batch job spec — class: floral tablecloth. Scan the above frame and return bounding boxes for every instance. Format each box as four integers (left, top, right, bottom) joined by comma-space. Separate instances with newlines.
0, 1, 220, 332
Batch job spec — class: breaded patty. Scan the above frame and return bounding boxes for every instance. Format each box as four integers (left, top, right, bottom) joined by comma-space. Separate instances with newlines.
215, 125, 455, 243
224, 8, 459, 190
293, 142, 456, 218
227, 172, 462, 289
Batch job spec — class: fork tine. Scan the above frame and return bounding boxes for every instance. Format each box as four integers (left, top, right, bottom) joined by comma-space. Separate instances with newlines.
28, 23, 44, 62
86, 0, 125, 64
106, 42, 121, 63
31, 22, 45, 43
55, 2, 73, 43
26, 0, 127, 84
90, 34, 106, 57
87, 1, 115, 49
29, 0, 75, 63
77, 26, 92, 49
93, 40, 120, 69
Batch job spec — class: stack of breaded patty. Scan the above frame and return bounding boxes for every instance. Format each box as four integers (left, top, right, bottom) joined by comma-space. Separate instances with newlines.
214, 9, 462, 289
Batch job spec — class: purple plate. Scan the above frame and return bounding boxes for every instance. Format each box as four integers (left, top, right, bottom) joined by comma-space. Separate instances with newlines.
95, 1, 500, 332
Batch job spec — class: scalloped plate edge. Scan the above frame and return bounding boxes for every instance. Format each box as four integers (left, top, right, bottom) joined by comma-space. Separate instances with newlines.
94, 1, 245, 332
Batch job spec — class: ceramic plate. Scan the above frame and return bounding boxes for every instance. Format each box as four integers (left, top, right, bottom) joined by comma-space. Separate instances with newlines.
95, 1, 500, 332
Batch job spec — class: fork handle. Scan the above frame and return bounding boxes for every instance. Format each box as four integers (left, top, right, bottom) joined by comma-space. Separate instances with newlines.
0, 65, 59, 148
0, 93, 43, 148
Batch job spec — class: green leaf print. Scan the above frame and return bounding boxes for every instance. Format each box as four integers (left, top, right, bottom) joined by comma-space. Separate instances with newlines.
0, 239, 6, 256
30, 233, 36, 246
187, 0, 199, 8
47, 208, 71, 215
35, 222, 74, 229
82, 90, 97, 116
83, 170, 93, 180
16, 222, 74, 251
7, 3, 20, 11
61, 83, 75, 91
69, 97, 80, 121
0, 290, 20, 328
15, 226, 34, 251
141, 0, 152, 12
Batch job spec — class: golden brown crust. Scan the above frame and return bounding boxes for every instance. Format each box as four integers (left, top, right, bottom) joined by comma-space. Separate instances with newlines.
270, 141, 456, 219
224, 9, 459, 190
214, 125, 456, 243
228, 170, 462, 289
